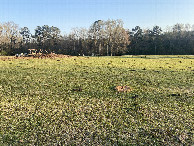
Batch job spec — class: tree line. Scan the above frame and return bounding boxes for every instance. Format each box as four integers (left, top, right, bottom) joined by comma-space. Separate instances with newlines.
0, 19, 194, 56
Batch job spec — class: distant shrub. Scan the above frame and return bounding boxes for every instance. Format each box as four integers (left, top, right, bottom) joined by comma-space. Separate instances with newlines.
0, 50, 8, 56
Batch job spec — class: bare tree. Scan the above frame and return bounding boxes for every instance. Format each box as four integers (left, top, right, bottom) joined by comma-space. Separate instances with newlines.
0, 22, 22, 55
104, 19, 129, 56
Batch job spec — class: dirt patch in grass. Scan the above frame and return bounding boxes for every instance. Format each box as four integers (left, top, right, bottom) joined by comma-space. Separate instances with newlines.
0, 54, 71, 60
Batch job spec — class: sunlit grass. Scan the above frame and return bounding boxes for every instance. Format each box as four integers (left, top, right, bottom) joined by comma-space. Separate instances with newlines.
0, 56, 193, 145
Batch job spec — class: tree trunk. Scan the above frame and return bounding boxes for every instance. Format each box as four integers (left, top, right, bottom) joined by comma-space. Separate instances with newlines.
107, 44, 109, 56
155, 43, 156, 55
99, 43, 101, 55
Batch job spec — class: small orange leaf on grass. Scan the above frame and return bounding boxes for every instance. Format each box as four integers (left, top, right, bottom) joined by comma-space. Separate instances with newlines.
115, 86, 132, 92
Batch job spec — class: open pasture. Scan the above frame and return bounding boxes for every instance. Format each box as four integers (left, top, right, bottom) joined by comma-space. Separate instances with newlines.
0, 56, 193, 145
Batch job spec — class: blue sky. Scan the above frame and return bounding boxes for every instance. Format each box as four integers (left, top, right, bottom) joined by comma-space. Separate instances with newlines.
0, 0, 194, 34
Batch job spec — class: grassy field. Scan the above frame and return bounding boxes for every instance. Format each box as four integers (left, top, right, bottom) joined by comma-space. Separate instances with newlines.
0, 55, 193, 145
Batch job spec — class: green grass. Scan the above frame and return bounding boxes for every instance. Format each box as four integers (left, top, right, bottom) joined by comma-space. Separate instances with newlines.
0, 56, 193, 145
